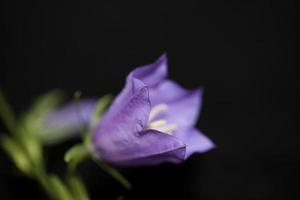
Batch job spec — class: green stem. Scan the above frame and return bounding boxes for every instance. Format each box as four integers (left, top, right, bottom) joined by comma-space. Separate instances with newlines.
33, 167, 58, 200
93, 158, 132, 190
67, 175, 90, 200
65, 144, 90, 200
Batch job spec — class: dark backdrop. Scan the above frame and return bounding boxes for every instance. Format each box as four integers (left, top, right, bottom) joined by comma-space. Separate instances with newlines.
1, 1, 298, 200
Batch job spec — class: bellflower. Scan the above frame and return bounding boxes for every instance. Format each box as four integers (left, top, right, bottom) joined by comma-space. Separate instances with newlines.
45, 100, 96, 131
92, 54, 214, 166
37, 100, 96, 143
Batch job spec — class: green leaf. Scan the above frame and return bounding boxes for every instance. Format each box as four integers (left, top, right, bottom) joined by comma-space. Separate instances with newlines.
19, 133, 43, 167
20, 90, 64, 136
65, 144, 90, 173
29, 90, 64, 114
93, 158, 132, 190
0, 89, 17, 134
69, 176, 90, 200
49, 175, 74, 200
0, 135, 32, 176
90, 94, 113, 130
22, 90, 64, 125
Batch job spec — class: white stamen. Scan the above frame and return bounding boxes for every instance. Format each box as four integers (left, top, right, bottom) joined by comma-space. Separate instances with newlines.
149, 103, 168, 121
147, 119, 167, 129
147, 103, 177, 135
154, 123, 178, 134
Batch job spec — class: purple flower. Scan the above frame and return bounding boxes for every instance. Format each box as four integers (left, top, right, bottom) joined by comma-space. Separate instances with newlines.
92, 54, 214, 166
41, 100, 96, 143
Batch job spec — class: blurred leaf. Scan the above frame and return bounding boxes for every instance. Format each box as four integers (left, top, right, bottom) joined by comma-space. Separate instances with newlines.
65, 144, 90, 172
90, 94, 113, 130
29, 90, 64, 115
0, 89, 17, 134
93, 158, 132, 190
49, 175, 74, 200
20, 90, 64, 136
23, 90, 64, 126
74, 90, 82, 100
69, 176, 90, 200
19, 132, 43, 167
0, 135, 32, 176
18, 90, 67, 145
83, 131, 92, 149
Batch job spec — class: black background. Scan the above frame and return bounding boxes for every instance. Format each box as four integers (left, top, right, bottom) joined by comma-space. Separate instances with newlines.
1, 1, 299, 200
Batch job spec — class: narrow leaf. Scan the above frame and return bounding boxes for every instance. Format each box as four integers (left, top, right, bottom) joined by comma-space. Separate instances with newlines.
0, 135, 32, 176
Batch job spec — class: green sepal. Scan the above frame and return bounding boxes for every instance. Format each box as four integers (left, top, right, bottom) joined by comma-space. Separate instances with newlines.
65, 144, 90, 173
90, 94, 113, 130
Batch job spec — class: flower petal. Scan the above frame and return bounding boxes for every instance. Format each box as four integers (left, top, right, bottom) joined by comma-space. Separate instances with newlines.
129, 53, 167, 87
43, 99, 96, 138
100, 76, 147, 125
149, 80, 193, 105
173, 128, 214, 159
40, 100, 96, 144
95, 129, 186, 166
93, 83, 151, 160
150, 82, 203, 127
100, 54, 167, 125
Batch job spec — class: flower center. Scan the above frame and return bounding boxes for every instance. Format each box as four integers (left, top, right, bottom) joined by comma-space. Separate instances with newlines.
146, 103, 177, 134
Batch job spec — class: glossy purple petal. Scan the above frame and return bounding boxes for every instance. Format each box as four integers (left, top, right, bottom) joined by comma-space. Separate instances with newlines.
101, 54, 167, 124
92, 78, 186, 166
94, 79, 150, 141
96, 129, 186, 166
173, 128, 215, 158
100, 76, 148, 127
149, 80, 191, 105
93, 81, 151, 160
128, 53, 167, 87
150, 81, 203, 127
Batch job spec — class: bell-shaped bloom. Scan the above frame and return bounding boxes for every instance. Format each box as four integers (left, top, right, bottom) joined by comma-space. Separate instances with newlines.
30, 99, 97, 144
92, 54, 214, 166
44, 100, 96, 132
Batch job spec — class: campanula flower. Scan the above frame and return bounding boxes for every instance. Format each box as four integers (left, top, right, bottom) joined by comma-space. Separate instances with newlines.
33, 99, 96, 143
92, 54, 214, 166
44, 100, 96, 133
